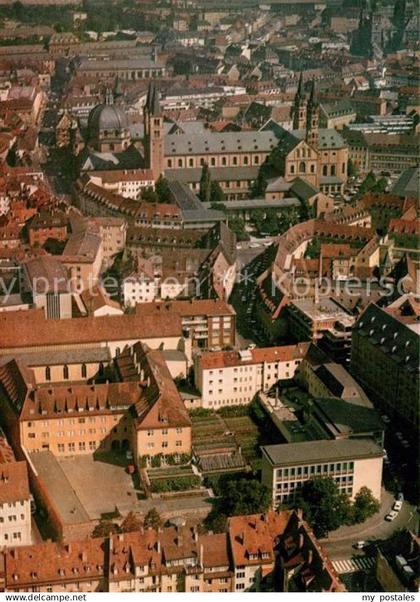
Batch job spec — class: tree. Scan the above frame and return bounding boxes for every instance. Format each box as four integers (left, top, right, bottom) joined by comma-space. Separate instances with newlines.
358, 171, 376, 195
204, 510, 228, 533
220, 479, 271, 517
210, 202, 227, 213
92, 520, 120, 538
228, 216, 249, 241
199, 163, 212, 203
351, 487, 380, 524
144, 507, 163, 530
295, 477, 351, 538
141, 187, 159, 202
210, 180, 225, 204
347, 158, 359, 178
121, 511, 143, 533
155, 176, 171, 203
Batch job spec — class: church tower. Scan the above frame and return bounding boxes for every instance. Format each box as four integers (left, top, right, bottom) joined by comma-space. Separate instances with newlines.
292, 72, 306, 130
144, 81, 165, 180
305, 79, 320, 149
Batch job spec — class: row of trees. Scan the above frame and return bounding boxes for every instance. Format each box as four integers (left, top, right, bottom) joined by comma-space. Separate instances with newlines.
92, 507, 162, 538
295, 478, 380, 538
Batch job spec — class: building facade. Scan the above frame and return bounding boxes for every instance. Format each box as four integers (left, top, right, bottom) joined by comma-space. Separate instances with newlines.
194, 344, 309, 408
261, 439, 383, 505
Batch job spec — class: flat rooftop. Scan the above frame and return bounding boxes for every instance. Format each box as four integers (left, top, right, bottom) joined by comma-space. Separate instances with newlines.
29, 451, 90, 525
290, 297, 355, 324
262, 438, 383, 467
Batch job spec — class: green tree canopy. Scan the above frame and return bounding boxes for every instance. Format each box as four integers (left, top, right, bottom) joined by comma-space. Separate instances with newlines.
221, 479, 271, 517
155, 176, 172, 203
351, 486, 380, 524
295, 477, 351, 537
199, 163, 212, 203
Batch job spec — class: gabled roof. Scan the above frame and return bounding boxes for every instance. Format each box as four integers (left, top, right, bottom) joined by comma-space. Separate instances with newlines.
132, 343, 191, 430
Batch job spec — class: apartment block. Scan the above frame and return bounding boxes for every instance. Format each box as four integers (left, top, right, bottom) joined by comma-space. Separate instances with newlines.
0, 436, 31, 548
138, 299, 236, 349
261, 439, 383, 505
194, 343, 309, 408
351, 302, 419, 434
2, 510, 344, 593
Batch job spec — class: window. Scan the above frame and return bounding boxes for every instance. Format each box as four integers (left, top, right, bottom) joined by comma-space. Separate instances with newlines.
290, 164, 295, 174
63, 365, 69, 380
322, 165, 328, 176
81, 364, 87, 378
299, 161, 306, 173
45, 366, 51, 381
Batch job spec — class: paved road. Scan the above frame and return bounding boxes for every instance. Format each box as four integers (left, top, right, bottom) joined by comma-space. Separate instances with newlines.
322, 488, 418, 560
332, 556, 375, 575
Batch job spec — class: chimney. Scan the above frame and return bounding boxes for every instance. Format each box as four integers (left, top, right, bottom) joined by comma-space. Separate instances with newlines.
199, 543, 204, 567
177, 535, 183, 547
157, 539, 161, 553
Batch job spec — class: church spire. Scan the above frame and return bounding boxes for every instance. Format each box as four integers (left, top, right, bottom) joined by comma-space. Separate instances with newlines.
292, 72, 306, 130
306, 79, 319, 149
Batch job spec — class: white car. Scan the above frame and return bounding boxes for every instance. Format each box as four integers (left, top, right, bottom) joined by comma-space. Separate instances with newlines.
381, 414, 391, 424
393, 500, 403, 512
396, 432, 403, 440
354, 541, 366, 549
401, 440, 410, 449
385, 510, 398, 521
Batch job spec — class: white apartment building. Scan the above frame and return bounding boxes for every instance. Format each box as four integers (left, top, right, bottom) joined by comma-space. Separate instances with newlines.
261, 439, 383, 505
122, 273, 160, 306
88, 170, 155, 199
194, 343, 309, 408
0, 461, 32, 547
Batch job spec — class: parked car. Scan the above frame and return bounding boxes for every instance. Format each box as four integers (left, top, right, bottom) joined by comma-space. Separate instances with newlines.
354, 541, 366, 549
381, 414, 391, 424
126, 464, 135, 475
396, 432, 403, 440
393, 500, 403, 512
401, 440, 410, 449
126, 450, 133, 460
397, 492, 404, 502
385, 510, 399, 521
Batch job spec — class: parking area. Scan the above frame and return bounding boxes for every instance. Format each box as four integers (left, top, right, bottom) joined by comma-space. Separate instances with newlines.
57, 453, 212, 521
58, 454, 139, 520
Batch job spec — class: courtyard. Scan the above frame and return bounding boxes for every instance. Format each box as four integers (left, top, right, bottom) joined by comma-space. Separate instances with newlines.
56, 452, 212, 522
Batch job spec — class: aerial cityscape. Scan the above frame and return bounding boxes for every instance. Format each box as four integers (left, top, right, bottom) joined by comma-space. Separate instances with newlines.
0, 0, 418, 595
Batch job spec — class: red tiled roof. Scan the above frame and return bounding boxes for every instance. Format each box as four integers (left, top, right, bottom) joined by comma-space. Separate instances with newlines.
0, 308, 182, 351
